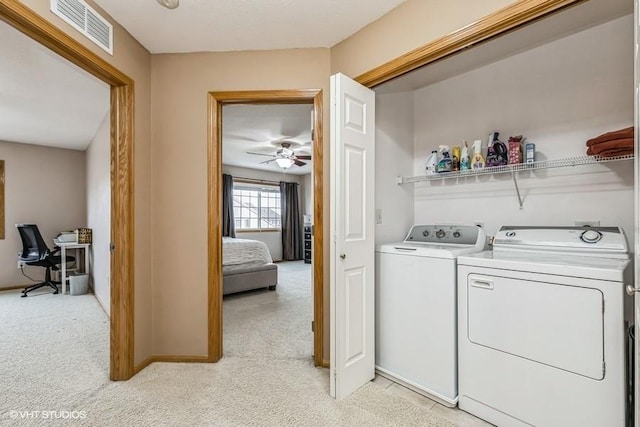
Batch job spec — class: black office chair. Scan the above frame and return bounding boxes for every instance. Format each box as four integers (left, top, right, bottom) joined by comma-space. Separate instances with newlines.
16, 224, 75, 297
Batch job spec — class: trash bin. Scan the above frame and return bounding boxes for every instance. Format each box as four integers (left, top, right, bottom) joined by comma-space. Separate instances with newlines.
69, 274, 89, 295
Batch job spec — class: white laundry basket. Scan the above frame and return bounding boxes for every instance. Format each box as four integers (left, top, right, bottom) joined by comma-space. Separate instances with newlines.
69, 274, 89, 295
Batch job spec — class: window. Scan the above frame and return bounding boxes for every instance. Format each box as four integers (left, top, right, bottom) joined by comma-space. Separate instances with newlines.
233, 183, 281, 231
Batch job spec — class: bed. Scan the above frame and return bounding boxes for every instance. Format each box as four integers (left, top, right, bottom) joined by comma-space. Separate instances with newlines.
222, 237, 278, 295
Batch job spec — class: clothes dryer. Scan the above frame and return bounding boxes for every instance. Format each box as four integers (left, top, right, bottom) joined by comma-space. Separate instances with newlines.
457, 226, 632, 426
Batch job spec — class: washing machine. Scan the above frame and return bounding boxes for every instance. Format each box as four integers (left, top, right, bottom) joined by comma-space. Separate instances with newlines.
457, 226, 632, 427
375, 224, 487, 406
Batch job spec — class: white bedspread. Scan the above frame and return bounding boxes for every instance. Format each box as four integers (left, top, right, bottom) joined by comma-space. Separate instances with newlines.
222, 237, 273, 273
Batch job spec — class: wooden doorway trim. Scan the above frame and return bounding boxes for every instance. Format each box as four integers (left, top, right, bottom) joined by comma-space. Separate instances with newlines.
208, 90, 324, 365
0, 1, 135, 380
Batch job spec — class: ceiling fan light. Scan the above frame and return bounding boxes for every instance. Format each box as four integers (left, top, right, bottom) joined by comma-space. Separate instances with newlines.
275, 158, 294, 169
157, 0, 179, 9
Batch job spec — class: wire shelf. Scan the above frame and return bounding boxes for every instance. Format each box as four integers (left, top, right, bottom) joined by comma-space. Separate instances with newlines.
399, 154, 634, 184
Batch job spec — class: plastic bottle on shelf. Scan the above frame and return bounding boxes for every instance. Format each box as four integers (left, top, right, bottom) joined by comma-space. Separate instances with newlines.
486, 132, 508, 167
437, 145, 453, 173
425, 150, 438, 175
452, 146, 461, 171
471, 140, 485, 169
525, 142, 536, 164
460, 141, 470, 171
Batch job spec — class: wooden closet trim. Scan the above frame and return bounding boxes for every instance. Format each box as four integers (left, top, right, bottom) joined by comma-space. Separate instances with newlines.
0, 0, 135, 380
356, 0, 584, 88
208, 90, 324, 366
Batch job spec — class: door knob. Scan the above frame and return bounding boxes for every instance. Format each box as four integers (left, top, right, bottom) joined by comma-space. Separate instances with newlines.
626, 285, 640, 296
340, 254, 346, 259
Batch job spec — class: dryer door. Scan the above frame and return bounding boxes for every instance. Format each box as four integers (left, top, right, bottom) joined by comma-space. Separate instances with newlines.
466, 274, 604, 379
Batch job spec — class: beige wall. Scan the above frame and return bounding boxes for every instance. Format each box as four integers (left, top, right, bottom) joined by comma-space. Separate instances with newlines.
146, 0, 525, 361
86, 112, 110, 314
18, 0, 153, 365
16, 0, 542, 366
331, 0, 514, 78
0, 141, 86, 288
302, 173, 312, 220
150, 48, 330, 356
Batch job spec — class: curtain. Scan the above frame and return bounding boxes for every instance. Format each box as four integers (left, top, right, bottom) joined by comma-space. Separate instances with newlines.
280, 181, 303, 260
222, 174, 236, 238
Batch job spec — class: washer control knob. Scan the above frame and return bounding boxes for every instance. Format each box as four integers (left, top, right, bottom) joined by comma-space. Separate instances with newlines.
581, 230, 602, 244
422, 230, 429, 237
453, 231, 461, 238
436, 229, 446, 239
506, 231, 516, 238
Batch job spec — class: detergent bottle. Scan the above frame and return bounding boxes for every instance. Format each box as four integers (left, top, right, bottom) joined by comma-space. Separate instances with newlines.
452, 146, 461, 171
471, 140, 485, 170
460, 141, 470, 171
425, 150, 438, 175
486, 132, 509, 167
437, 145, 453, 173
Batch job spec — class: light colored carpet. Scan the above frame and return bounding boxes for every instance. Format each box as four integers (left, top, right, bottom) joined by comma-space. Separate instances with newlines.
0, 268, 469, 426
223, 260, 313, 360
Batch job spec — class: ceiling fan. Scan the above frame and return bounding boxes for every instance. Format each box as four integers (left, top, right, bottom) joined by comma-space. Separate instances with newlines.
247, 141, 312, 169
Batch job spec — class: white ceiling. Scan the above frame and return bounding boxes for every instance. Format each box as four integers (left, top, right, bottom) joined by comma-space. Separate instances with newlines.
0, 20, 110, 150
222, 104, 313, 176
93, 0, 407, 54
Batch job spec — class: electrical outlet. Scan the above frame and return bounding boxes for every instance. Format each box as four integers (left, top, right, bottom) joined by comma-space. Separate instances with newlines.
17, 260, 25, 269
474, 222, 484, 229
575, 220, 600, 227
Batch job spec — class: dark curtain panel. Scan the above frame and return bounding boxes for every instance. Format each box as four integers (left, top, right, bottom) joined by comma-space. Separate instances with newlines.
222, 174, 236, 238
280, 181, 303, 260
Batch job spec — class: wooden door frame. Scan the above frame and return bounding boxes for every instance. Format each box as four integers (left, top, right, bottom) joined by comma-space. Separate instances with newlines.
0, 0, 135, 380
208, 90, 324, 365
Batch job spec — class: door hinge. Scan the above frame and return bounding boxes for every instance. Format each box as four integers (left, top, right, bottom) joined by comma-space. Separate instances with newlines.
109, 243, 115, 252
311, 321, 315, 333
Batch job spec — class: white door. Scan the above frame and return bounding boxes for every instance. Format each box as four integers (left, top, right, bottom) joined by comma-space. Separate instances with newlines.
330, 72, 375, 399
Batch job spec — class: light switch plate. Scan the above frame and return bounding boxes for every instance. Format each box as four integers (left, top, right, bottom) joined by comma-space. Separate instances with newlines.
375, 209, 382, 224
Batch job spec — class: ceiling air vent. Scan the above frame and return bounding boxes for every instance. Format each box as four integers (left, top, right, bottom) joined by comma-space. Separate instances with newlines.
50, 0, 113, 55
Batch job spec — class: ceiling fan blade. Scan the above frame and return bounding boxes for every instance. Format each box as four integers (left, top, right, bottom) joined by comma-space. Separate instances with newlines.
296, 155, 312, 160
246, 151, 275, 157
260, 158, 277, 164
294, 159, 306, 167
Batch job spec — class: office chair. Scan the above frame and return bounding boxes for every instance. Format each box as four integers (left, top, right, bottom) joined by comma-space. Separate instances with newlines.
16, 224, 75, 297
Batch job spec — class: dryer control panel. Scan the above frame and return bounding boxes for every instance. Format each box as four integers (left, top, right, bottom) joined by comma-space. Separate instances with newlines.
493, 226, 628, 258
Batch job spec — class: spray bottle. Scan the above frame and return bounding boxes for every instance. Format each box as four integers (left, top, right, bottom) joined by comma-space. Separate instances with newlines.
460, 141, 470, 171
471, 140, 485, 169
437, 145, 452, 173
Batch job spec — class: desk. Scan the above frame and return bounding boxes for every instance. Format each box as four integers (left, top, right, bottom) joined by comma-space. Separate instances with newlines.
53, 240, 91, 295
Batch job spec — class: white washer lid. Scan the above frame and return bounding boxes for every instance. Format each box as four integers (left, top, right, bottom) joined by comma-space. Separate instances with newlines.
458, 250, 630, 282
378, 242, 485, 259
